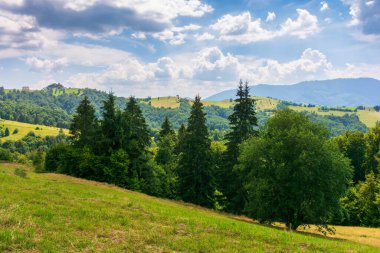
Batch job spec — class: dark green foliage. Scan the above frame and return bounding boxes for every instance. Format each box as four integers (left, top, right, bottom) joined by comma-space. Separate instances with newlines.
365, 123, 380, 175
12, 128, 19, 134
33, 148, 45, 172
334, 132, 367, 183
305, 113, 367, 137
178, 95, 215, 208
0, 147, 12, 161
14, 168, 27, 178
220, 80, 257, 213
159, 116, 175, 138
4, 128, 10, 137
238, 109, 352, 230
342, 172, 380, 227
69, 96, 97, 148
100, 93, 119, 154
175, 124, 186, 154
104, 149, 129, 187
155, 117, 179, 199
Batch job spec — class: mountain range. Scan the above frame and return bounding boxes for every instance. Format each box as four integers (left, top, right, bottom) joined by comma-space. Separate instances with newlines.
205, 78, 380, 106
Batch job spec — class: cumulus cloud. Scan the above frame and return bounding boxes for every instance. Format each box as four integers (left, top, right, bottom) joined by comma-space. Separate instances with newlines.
320, 1, 329, 11
343, 0, 380, 35
26, 57, 67, 72
195, 32, 215, 41
192, 47, 241, 81
210, 9, 319, 43
0, 10, 63, 49
59, 46, 380, 97
266, 12, 276, 22
0, 0, 213, 37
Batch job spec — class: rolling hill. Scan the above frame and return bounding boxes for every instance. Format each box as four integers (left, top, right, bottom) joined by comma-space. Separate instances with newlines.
0, 162, 378, 252
206, 78, 380, 106
0, 119, 68, 141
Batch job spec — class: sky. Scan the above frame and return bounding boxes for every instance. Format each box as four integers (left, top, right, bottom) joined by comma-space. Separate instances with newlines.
0, 0, 379, 98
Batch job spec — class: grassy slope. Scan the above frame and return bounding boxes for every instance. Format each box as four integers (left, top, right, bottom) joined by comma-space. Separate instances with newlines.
0, 120, 68, 141
0, 163, 378, 253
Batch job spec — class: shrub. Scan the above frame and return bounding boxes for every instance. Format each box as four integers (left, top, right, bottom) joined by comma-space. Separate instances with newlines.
14, 168, 27, 178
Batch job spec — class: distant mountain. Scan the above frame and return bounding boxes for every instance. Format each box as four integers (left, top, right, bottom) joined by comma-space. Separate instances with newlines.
205, 78, 380, 106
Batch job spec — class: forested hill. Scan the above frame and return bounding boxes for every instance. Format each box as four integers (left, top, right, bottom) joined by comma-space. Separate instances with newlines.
0, 84, 369, 137
206, 78, 380, 106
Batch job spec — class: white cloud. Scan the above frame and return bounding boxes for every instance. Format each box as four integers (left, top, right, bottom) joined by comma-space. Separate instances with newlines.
25, 57, 67, 73
148, 24, 201, 45
210, 9, 319, 43
192, 47, 241, 81
342, 0, 380, 35
320, 1, 329, 11
59, 46, 380, 97
266, 12, 276, 22
195, 32, 215, 41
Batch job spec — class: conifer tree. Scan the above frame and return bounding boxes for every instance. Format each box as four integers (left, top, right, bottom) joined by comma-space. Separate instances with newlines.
177, 95, 215, 208
101, 93, 119, 154
156, 117, 176, 165
69, 96, 97, 148
4, 127, 9, 137
159, 116, 175, 137
123, 96, 152, 191
175, 123, 186, 154
220, 80, 258, 213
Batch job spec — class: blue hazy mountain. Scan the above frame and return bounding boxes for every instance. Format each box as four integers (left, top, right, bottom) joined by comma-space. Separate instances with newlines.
205, 78, 380, 106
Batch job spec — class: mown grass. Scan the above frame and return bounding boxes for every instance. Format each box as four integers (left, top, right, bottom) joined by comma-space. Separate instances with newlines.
0, 162, 378, 252
0, 120, 68, 141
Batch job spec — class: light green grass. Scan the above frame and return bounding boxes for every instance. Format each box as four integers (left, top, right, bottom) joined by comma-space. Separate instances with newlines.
0, 120, 68, 141
52, 88, 81, 96
0, 162, 377, 252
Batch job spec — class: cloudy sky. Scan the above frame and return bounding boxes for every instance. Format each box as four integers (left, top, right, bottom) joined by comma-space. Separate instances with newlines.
0, 0, 379, 97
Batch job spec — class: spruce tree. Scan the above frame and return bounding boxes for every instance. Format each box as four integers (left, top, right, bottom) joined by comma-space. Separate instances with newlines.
69, 96, 97, 148
177, 95, 215, 208
101, 93, 119, 155
4, 128, 9, 137
156, 117, 176, 165
159, 116, 175, 137
175, 123, 186, 154
220, 80, 257, 213
123, 96, 152, 191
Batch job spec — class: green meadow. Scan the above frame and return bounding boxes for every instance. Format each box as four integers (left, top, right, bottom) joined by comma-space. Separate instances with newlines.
0, 162, 378, 252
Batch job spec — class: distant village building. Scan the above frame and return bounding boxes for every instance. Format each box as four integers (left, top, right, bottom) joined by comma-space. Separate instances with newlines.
22, 86, 30, 92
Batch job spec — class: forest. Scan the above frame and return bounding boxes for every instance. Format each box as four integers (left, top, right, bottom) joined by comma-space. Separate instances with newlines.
1, 81, 377, 232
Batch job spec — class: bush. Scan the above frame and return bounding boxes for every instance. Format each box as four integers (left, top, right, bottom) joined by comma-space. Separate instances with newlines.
0, 148, 12, 161
12, 128, 19, 134
14, 168, 27, 178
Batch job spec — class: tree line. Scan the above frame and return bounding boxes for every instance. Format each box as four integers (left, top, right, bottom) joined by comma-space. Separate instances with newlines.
24, 81, 380, 231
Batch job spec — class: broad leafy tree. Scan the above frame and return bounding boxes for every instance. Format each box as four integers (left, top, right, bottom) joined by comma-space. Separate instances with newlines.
238, 109, 352, 230
334, 131, 367, 183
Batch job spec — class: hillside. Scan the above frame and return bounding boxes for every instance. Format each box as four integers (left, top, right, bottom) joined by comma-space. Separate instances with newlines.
0, 119, 68, 141
0, 84, 375, 137
206, 78, 380, 106
0, 162, 378, 252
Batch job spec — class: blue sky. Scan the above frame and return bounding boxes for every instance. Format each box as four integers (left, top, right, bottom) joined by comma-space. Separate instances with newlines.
0, 0, 379, 97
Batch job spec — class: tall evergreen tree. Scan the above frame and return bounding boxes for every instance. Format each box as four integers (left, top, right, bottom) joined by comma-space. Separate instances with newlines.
101, 93, 119, 154
159, 116, 175, 137
123, 96, 152, 191
156, 117, 176, 165
69, 96, 97, 148
177, 95, 215, 208
220, 80, 258, 213
175, 123, 186, 154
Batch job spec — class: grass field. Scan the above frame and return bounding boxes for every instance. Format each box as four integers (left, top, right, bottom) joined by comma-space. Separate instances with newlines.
0, 162, 378, 252
0, 120, 68, 141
